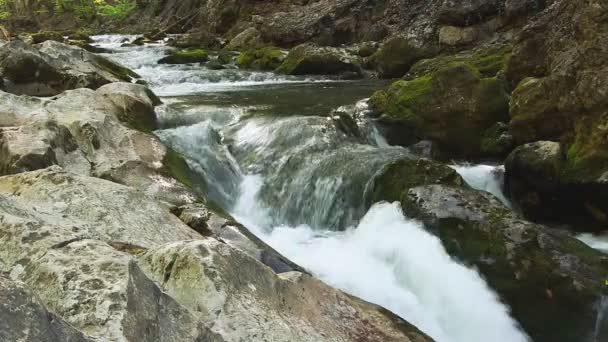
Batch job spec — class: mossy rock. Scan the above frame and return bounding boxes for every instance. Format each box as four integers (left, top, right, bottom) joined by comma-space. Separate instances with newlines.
403, 184, 608, 342
158, 49, 209, 64
277, 43, 361, 76
479, 122, 515, 157
369, 36, 434, 78
236, 47, 285, 71
408, 44, 512, 79
509, 77, 569, 145
370, 62, 510, 157
31, 31, 64, 44
368, 157, 464, 205
506, 139, 608, 228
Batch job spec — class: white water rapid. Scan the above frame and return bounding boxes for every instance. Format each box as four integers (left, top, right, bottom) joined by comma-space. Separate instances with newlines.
94, 35, 530, 342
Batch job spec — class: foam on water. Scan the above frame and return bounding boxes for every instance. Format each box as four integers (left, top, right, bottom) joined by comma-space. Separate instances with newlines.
232, 175, 529, 342
452, 163, 511, 207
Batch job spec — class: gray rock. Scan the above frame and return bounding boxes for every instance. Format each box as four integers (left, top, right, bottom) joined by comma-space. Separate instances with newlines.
139, 239, 432, 342
0, 85, 197, 206
0, 40, 138, 96
403, 184, 608, 342
0, 275, 93, 342
226, 27, 263, 50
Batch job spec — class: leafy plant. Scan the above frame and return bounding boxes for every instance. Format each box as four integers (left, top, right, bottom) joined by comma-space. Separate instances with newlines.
97, 0, 136, 20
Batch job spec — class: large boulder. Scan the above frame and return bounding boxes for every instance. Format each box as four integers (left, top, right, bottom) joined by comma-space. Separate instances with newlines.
504, 0, 608, 227
402, 184, 608, 342
0, 40, 138, 96
0, 167, 207, 341
0, 167, 433, 342
505, 141, 608, 229
369, 36, 434, 78
0, 85, 195, 207
277, 43, 361, 76
369, 62, 510, 157
139, 239, 432, 342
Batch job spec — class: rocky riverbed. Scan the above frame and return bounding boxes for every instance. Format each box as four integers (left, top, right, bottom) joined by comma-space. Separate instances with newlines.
2, 0, 608, 341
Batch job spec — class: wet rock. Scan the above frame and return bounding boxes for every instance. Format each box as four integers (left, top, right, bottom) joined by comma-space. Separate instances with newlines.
369, 62, 510, 157
139, 239, 433, 342
172, 202, 306, 274
236, 47, 285, 71
0, 40, 138, 96
0, 275, 92, 342
505, 141, 608, 229
402, 184, 608, 342
369, 36, 434, 78
480, 122, 515, 157
158, 49, 209, 64
368, 157, 464, 205
277, 43, 361, 76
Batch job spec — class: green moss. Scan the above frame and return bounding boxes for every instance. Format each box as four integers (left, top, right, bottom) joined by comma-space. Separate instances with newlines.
370, 158, 463, 205
161, 148, 201, 191
480, 122, 514, 157
380, 75, 433, 123
158, 49, 209, 64
236, 47, 284, 71
408, 44, 511, 79
370, 36, 430, 78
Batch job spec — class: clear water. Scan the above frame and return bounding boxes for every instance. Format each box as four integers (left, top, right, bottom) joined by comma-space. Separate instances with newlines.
93, 35, 530, 342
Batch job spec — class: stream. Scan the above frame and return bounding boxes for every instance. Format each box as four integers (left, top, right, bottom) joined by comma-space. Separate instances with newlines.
94, 35, 533, 342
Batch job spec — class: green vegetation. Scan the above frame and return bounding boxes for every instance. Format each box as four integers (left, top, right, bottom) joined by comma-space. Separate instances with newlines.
0, 0, 136, 22
237, 47, 284, 71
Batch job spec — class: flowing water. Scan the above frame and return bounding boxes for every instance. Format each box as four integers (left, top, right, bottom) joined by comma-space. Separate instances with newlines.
94, 35, 530, 342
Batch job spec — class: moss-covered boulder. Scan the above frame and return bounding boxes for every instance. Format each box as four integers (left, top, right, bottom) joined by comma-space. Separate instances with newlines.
505, 140, 608, 229
369, 36, 434, 78
369, 62, 510, 157
31, 31, 64, 44
158, 49, 209, 64
403, 184, 608, 342
277, 43, 361, 76
368, 157, 464, 205
236, 47, 285, 71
